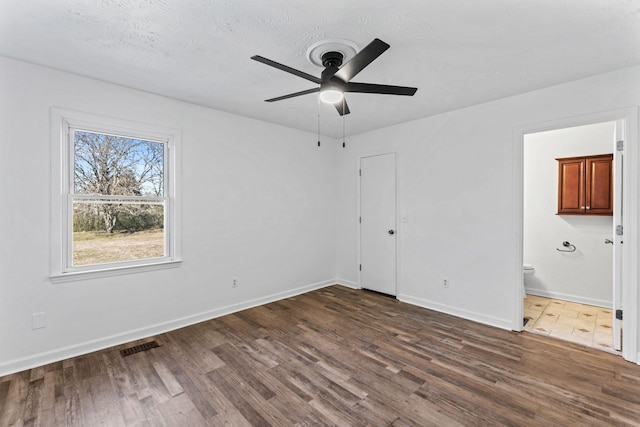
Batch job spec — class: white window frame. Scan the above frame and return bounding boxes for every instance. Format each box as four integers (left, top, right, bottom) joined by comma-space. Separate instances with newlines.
50, 108, 181, 283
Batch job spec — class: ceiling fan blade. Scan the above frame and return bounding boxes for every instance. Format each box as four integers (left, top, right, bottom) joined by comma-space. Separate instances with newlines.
265, 87, 320, 102
251, 55, 321, 84
320, 65, 340, 82
334, 99, 350, 116
334, 38, 390, 82
344, 82, 417, 96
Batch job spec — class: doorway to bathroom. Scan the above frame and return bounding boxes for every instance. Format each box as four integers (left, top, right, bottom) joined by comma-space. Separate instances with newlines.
521, 119, 623, 355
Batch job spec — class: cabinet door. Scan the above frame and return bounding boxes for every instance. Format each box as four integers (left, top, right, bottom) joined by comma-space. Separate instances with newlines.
557, 158, 585, 214
586, 154, 613, 215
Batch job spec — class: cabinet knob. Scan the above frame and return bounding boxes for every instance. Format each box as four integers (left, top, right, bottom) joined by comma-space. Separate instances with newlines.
586, 206, 591, 210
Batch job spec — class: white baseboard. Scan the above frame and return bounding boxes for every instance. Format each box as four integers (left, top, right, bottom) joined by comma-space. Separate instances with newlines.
525, 288, 612, 308
0, 279, 337, 377
397, 294, 514, 331
333, 278, 359, 289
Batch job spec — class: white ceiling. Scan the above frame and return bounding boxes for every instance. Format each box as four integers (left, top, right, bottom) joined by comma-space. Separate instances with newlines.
1, 0, 639, 138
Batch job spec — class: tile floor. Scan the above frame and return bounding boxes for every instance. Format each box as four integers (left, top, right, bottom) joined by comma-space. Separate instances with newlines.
523, 294, 620, 354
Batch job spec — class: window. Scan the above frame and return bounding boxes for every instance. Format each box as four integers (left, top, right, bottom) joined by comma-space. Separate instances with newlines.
51, 109, 181, 282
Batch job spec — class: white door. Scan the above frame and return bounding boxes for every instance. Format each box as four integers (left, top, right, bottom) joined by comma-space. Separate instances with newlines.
613, 120, 624, 351
360, 153, 397, 295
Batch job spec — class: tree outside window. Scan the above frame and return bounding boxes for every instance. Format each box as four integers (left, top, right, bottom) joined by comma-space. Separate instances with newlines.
71, 130, 167, 266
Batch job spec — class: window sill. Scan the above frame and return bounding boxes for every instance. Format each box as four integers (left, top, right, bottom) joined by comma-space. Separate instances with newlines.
50, 259, 182, 284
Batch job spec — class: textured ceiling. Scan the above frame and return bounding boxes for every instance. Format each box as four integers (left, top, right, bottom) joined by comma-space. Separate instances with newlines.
1, 0, 639, 137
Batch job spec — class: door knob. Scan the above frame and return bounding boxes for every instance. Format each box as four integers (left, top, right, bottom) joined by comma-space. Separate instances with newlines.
605, 239, 613, 245
388, 229, 395, 235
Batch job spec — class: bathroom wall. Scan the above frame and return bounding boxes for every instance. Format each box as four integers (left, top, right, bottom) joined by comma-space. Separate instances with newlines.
523, 122, 615, 307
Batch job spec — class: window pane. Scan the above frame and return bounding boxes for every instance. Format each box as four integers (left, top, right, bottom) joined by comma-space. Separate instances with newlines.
74, 130, 164, 197
72, 201, 165, 266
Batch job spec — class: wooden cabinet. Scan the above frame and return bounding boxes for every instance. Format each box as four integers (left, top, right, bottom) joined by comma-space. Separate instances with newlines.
557, 154, 613, 215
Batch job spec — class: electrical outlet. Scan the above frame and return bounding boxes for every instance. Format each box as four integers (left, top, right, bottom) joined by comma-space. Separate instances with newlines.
442, 278, 449, 288
32, 312, 46, 330
232, 277, 237, 288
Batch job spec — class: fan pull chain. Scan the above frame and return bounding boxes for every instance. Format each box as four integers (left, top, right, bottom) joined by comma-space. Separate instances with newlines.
342, 97, 346, 148
317, 106, 321, 147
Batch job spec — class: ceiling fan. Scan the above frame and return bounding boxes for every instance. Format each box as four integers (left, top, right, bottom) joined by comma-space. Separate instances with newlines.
251, 38, 418, 116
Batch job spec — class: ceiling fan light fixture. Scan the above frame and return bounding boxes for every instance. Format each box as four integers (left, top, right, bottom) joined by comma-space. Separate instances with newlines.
319, 89, 344, 104
252, 38, 417, 116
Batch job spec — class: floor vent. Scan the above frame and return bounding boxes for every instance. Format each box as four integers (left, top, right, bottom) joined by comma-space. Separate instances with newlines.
120, 341, 160, 357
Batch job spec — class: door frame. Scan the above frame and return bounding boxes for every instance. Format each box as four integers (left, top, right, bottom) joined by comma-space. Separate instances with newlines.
614, 119, 624, 350
357, 151, 399, 296
513, 107, 639, 363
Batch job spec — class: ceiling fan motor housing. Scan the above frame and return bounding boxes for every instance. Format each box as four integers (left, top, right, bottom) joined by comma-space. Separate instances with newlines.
321, 51, 344, 68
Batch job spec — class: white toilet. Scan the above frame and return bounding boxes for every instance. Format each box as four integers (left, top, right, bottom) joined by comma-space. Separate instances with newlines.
523, 264, 535, 276
523, 264, 535, 297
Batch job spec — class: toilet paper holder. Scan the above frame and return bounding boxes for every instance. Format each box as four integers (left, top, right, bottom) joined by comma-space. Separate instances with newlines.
556, 241, 576, 252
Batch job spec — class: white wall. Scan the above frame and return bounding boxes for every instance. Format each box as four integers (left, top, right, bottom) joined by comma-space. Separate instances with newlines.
0, 57, 339, 375
523, 122, 614, 306
2, 56, 640, 375
335, 65, 640, 333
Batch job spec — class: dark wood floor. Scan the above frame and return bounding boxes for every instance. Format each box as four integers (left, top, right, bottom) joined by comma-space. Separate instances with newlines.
2, 286, 640, 426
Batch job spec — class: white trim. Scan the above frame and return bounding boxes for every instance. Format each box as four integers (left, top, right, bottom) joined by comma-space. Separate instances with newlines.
50, 260, 182, 284
0, 279, 336, 377
512, 124, 525, 332
357, 155, 362, 288
334, 278, 359, 289
613, 119, 625, 351
513, 107, 639, 363
398, 293, 513, 330
525, 288, 612, 309
50, 107, 182, 281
